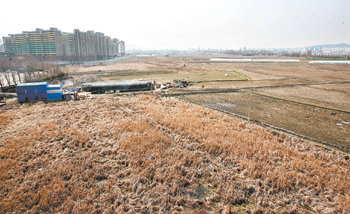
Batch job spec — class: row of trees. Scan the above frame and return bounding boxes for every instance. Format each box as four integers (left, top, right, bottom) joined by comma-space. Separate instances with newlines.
0, 56, 66, 90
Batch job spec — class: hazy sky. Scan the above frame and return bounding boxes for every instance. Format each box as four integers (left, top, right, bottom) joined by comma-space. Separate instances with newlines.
1, 0, 349, 50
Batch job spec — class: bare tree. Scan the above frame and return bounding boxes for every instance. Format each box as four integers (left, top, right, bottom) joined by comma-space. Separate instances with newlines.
0, 77, 4, 90
8, 58, 18, 85
0, 63, 4, 89
11, 56, 23, 83
0, 58, 11, 86
25, 56, 38, 80
16, 67, 22, 83
10, 71, 17, 85
1, 55, 66, 85
3, 72, 11, 86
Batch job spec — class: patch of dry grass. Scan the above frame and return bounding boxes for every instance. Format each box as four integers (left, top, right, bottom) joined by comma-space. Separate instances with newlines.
0, 110, 18, 127
257, 84, 350, 112
0, 95, 349, 213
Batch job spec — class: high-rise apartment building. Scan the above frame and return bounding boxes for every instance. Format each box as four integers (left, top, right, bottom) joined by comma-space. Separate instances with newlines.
119, 40, 125, 56
3, 28, 64, 57
62, 32, 74, 58
111, 39, 120, 56
3, 28, 125, 60
86, 31, 96, 60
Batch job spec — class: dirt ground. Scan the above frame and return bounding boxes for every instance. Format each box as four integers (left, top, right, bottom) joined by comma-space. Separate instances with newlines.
69, 55, 350, 83
188, 78, 313, 89
1, 95, 349, 213
67, 56, 246, 84
181, 92, 350, 152
69, 56, 350, 82
212, 62, 350, 81
64, 55, 350, 151
257, 83, 350, 112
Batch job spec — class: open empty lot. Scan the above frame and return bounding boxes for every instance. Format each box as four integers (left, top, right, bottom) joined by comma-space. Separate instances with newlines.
1, 95, 349, 213
67, 56, 247, 84
68, 55, 350, 151
1, 55, 350, 213
69, 55, 350, 84
181, 91, 350, 151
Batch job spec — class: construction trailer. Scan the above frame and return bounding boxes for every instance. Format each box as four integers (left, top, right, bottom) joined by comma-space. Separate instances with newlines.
47, 84, 63, 100
82, 79, 155, 94
16, 82, 63, 102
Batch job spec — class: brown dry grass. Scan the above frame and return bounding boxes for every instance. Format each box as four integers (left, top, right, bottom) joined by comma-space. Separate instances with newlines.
211, 62, 350, 82
182, 92, 350, 151
0, 109, 18, 127
257, 84, 350, 112
69, 56, 246, 84
187, 78, 312, 89
0, 95, 349, 213
68, 57, 159, 73
71, 56, 350, 82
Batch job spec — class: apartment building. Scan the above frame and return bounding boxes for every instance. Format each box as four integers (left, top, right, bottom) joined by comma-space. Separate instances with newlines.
3, 28, 64, 57
3, 28, 124, 60
111, 39, 119, 56
119, 40, 125, 56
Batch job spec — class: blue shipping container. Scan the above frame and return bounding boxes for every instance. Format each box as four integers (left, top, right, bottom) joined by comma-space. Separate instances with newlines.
16, 82, 48, 102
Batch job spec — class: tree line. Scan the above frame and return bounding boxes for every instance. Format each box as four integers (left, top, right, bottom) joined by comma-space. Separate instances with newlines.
0, 56, 67, 90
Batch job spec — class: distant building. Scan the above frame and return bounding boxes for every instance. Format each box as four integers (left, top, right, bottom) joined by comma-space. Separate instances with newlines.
2, 28, 125, 60
0, 44, 4, 52
111, 38, 120, 57
3, 28, 63, 57
119, 40, 125, 56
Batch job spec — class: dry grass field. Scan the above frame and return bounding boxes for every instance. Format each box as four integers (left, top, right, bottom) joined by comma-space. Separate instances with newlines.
68, 56, 246, 84
218, 62, 350, 81
1, 95, 350, 213
1, 55, 350, 213
65, 54, 350, 149
187, 79, 312, 89
257, 83, 350, 112
78, 55, 349, 151
69, 55, 350, 81
181, 92, 350, 151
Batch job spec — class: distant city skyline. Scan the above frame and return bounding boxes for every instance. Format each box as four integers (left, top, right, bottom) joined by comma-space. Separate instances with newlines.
1, 0, 350, 50
2, 28, 125, 59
